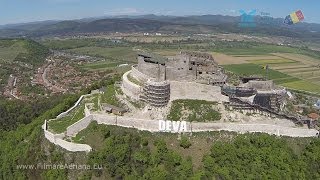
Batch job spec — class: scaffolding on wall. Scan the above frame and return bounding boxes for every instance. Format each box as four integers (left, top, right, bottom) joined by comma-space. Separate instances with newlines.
140, 80, 170, 107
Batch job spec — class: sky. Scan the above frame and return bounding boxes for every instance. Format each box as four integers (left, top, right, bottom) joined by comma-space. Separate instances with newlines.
0, 0, 319, 25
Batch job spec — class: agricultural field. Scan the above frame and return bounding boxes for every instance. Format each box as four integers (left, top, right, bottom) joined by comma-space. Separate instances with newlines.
247, 59, 296, 65
79, 60, 131, 73
123, 35, 187, 43
223, 63, 291, 80
41, 38, 320, 94
281, 81, 320, 94
222, 51, 320, 94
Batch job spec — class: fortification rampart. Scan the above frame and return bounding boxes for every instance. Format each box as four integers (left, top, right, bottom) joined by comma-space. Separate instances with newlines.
66, 115, 93, 137
43, 120, 92, 152
121, 70, 142, 100
131, 65, 154, 82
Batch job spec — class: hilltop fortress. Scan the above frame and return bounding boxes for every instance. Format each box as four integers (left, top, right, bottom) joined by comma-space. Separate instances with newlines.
122, 51, 228, 107
122, 51, 317, 127
42, 51, 319, 153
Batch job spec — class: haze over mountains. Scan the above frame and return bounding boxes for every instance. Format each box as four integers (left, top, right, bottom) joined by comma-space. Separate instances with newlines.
0, 14, 319, 42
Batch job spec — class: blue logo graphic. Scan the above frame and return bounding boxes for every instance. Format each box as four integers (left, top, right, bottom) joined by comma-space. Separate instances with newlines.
239, 9, 256, 28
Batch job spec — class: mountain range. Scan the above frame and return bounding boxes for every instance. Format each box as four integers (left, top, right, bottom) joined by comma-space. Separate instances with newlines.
0, 14, 319, 42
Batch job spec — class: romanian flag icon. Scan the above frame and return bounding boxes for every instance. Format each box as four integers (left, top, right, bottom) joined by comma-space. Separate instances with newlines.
284, 10, 304, 25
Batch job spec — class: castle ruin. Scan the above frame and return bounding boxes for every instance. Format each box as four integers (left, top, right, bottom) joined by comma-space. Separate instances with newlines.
122, 51, 228, 107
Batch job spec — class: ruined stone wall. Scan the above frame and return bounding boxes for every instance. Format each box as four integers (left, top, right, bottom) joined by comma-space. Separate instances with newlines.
165, 55, 195, 81
245, 80, 274, 90
170, 81, 229, 102
54, 137, 92, 152
137, 57, 165, 80
84, 104, 91, 117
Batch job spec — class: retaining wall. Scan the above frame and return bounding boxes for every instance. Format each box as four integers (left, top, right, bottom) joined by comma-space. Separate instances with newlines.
43, 89, 318, 153
191, 122, 319, 138
131, 65, 154, 83
57, 95, 84, 119
43, 93, 93, 152
54, 138, 92, 152
170, 81, 229, 102
44, 112, 319, 153
66, 115, 93, 137
91, 114, 318, 137
93, 114, 159, 132
122, 70, 142, 100
43, 126, 92, 152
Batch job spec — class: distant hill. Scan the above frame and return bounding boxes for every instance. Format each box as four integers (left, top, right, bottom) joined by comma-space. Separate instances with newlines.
1, 15, 320, 42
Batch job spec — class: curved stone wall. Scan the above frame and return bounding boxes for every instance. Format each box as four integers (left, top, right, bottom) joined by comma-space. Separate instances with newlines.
121, 70, 142, 100
141, 80, 170, 107
66, 115, 93, 137
131, 65, 154, 83
43, 120, 92, 152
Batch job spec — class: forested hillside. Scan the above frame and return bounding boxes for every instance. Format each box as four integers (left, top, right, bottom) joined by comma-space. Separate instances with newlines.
0, 77, 320, 179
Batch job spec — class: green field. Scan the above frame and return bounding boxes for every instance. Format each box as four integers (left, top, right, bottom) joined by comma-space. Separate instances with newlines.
248, 59, 296, 65
167, 100, 221, 122
272, 77, 301, 84
281, 80, 320, 94
223, 63, 320, 94
214, 43, 320, 59
80, 60, 130, 71
223, 63, 290, 80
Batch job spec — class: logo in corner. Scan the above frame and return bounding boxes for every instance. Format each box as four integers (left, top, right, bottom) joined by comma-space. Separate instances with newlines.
239, 9, 256, 28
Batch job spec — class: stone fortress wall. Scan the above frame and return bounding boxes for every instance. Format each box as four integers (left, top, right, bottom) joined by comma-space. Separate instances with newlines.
165, 53, 196, 81
136, 51, 227, 84
44, 108, 319, 152
121, 70, 142, 100
131, 65, 153, 83
42, 94, 99, 152
43, 120, 92, 152
43, 91, 319, 152
137, 55, 166, 81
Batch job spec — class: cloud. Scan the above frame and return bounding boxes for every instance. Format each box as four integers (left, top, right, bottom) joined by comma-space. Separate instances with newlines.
104, 8, 141, 16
